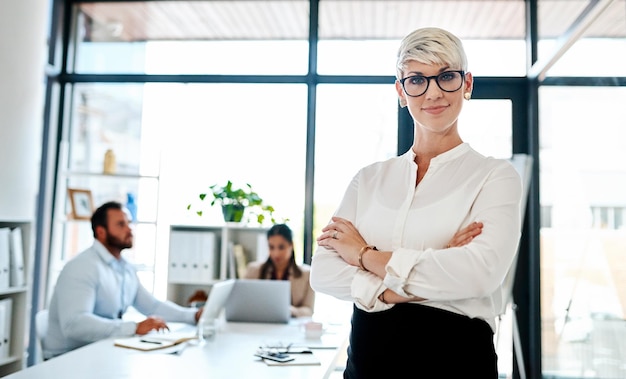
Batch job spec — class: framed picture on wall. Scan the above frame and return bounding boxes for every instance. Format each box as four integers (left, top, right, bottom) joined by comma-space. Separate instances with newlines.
68, 188, 94, 220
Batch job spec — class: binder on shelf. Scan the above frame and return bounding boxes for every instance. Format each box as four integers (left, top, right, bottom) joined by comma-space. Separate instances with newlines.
168, 232, 182, 283
168, 230, 216, 284
188, 235, 201, 283
227, 241, 236, 279
0, 298, 12, 359
168, 230, 191, 284
198, 232, 217, 282
256, 233, 269, 263
9, 226, 25, 287
0, 228, 10, 290
233, 244, 248, 278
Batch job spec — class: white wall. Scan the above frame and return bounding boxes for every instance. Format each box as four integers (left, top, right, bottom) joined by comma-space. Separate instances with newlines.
0, 0, 48, 220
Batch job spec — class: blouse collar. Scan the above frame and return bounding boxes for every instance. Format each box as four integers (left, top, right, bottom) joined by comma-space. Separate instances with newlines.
404, 142, 470, 166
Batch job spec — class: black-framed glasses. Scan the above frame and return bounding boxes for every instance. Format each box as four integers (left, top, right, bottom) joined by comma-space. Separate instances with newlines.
399, 70, 465, 97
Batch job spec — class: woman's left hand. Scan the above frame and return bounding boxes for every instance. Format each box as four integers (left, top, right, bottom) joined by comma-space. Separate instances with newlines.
317, 216, 368, 266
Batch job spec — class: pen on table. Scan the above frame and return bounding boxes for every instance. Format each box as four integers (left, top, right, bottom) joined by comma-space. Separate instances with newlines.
140, 339, 162, 344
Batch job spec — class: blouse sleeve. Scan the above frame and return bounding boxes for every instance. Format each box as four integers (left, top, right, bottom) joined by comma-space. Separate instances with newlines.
310, 172, 392, 311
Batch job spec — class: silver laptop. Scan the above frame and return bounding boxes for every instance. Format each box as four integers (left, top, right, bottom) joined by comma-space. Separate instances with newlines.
202, 279, 236, 320
224, 279, 291, 324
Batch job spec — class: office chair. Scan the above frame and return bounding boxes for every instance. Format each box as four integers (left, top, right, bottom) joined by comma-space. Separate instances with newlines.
35, 309, 49, 362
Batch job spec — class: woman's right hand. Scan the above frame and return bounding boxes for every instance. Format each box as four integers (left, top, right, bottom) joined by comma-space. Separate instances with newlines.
446, 221, 483, 248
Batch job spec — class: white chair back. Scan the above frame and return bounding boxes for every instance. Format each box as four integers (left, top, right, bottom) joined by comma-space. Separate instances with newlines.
35, 309, 49, 361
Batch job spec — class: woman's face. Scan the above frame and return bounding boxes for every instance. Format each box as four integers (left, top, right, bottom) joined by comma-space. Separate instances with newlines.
396, 60, 472, 136
268, 234, 292, 267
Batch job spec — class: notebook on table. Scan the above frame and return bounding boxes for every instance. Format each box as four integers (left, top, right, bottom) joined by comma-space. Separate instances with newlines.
225, 279, 291, 324
114, 331, 196, 351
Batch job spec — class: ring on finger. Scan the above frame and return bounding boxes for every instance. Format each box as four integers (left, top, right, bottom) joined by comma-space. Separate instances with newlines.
333, 231, 338, 239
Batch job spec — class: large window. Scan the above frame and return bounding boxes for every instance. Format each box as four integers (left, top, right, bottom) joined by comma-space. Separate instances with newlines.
39, 1, 626, 378
156, 82, 309, 296
538, 0, 626, 78
313, 84, 398, 246
539, 87, 626, 378
536, 1, 626, 377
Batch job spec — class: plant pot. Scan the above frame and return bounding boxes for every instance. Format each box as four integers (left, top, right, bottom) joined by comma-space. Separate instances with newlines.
221, 204, 245, 223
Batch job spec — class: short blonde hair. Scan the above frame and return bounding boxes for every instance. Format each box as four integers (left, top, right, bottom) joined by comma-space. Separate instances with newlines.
396, 27, 468, 79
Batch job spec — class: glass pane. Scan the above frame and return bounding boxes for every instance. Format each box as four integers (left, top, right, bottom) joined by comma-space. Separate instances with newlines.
317, 40, 399, 76
60, 82, 309, 299
69, 83, 158, 177
318, 39, 526, 77
318, 0, 526, 77
157, 83, 308, 230
464, 40, 526, 78
313, 83, 398, 246
50, 82, 164, 298
459, 99, 513, 159
540, 86, 626, 378
538, 1, 591, 40
74, 40, 310, 75
538, 0, 626, 77
154, 83, 308, 296
74, 1, 309, 74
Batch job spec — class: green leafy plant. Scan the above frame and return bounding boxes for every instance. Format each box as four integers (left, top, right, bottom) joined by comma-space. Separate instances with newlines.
187, 180, 276, 225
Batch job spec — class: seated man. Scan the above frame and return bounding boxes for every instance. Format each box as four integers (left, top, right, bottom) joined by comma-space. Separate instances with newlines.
45, 201, 202, 359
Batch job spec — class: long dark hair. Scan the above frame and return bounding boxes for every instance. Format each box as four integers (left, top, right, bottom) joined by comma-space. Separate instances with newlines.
260, 223, 302, 279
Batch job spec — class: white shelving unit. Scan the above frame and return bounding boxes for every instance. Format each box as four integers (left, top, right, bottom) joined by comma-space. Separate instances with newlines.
0, 221, 31, 377
166, 224, 268, 306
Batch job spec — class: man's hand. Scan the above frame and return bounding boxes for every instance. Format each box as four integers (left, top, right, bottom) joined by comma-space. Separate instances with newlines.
194, 307, 204, 324
135, 316, 169, 335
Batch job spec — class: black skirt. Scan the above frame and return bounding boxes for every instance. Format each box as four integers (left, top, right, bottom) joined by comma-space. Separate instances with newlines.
344, 302, 498, 379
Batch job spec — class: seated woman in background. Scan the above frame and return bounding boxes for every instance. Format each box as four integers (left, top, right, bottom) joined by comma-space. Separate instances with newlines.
244, 223, 315, 317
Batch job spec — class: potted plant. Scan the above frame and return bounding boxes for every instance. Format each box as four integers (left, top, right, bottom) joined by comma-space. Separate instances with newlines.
187, 180, 276, 225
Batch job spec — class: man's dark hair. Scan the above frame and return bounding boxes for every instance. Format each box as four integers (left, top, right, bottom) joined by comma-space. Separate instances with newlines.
91, 201, 123, 237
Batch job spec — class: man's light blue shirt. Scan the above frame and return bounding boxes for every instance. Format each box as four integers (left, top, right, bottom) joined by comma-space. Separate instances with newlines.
45, 240, 196, 358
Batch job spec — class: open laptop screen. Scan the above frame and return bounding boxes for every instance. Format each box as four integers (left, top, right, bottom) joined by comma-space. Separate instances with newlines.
202, 279, 236, 320
224, 279, 291, 324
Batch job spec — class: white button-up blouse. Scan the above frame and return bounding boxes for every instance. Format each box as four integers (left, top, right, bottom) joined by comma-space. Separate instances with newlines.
310, 143, 523, 330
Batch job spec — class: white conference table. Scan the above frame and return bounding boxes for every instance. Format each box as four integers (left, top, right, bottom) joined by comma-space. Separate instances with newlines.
8, 320, 349, 379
